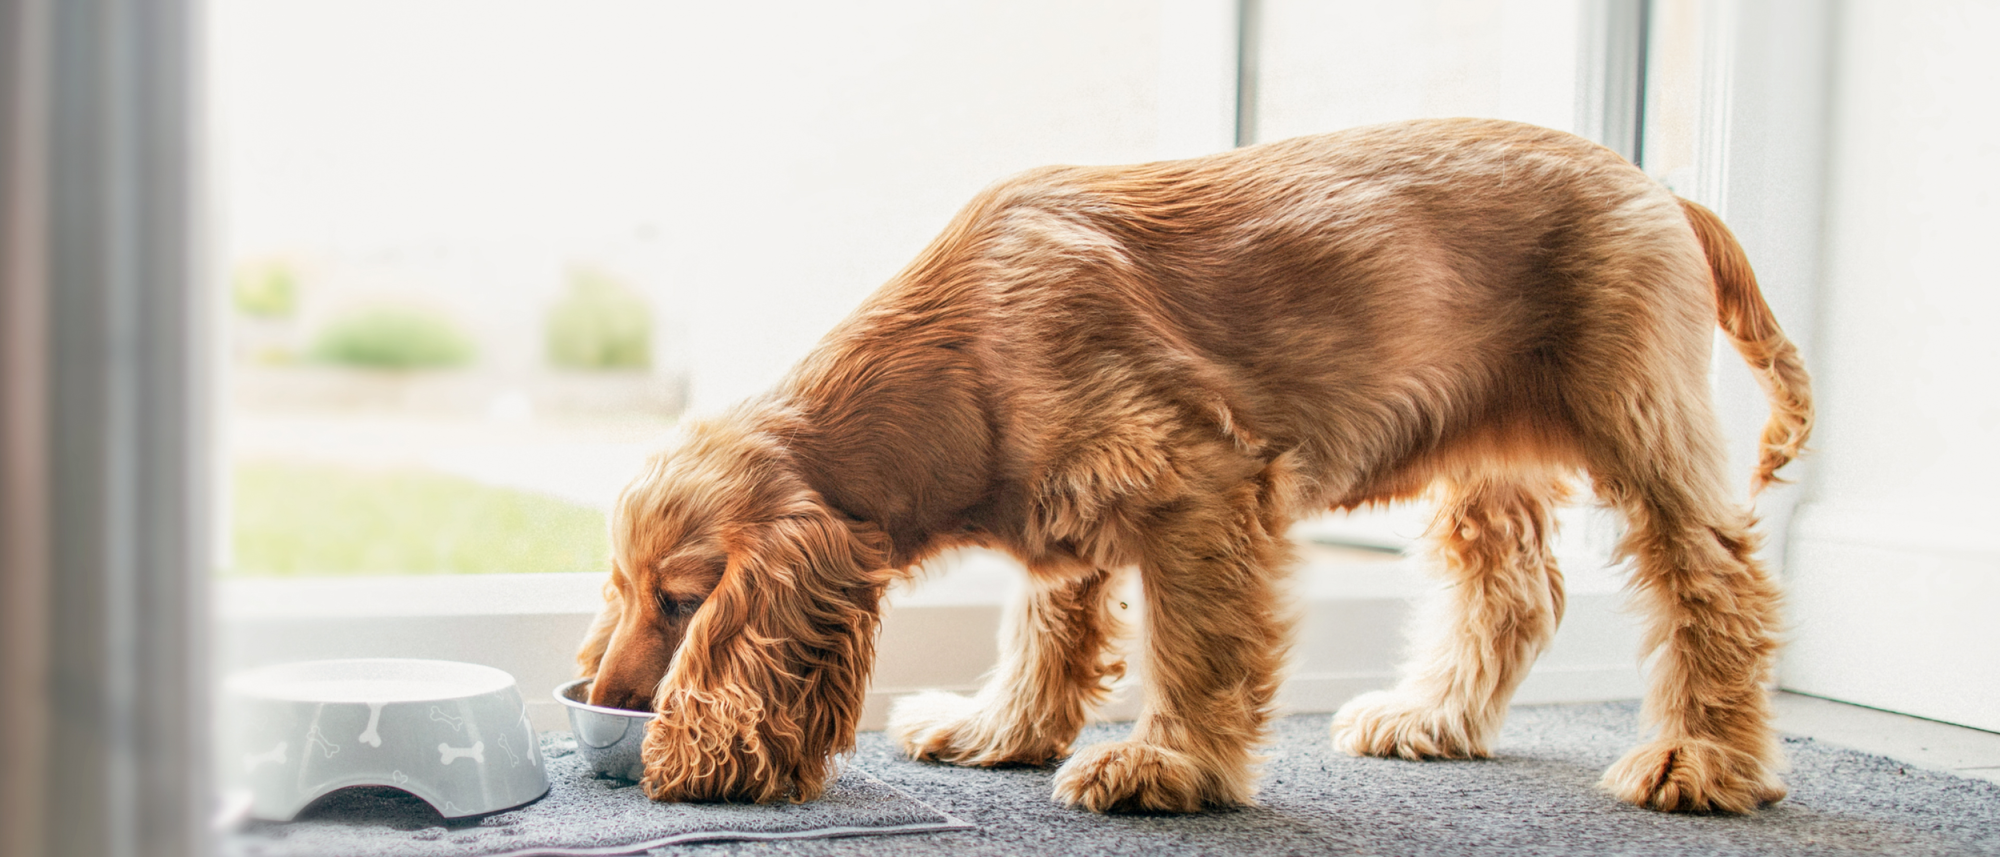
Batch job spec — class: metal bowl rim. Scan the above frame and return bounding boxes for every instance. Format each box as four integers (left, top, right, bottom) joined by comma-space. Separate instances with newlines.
552, 677, 658, 721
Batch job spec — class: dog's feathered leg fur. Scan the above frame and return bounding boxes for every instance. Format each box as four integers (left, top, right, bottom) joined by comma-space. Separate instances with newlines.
1561, 213, 1789, 813
1050, 467, 1292, 812
889, 562, 1126, 766
1576, 330, 1788, 813
1332, 476, 1569, 760
1592, 452, 1787, 813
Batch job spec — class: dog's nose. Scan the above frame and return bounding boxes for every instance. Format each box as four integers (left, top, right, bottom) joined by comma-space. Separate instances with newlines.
586, 678, 649, 713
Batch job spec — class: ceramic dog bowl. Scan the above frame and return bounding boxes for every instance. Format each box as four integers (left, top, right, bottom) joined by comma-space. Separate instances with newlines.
222, 658, 548, 821
553, 677, 654, 781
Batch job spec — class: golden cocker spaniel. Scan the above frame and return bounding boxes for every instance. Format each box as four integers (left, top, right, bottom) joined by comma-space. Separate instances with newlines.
576, 118, 1812, 814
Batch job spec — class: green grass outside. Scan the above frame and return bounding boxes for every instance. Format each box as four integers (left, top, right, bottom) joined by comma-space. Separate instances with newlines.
228, 461, 610, 577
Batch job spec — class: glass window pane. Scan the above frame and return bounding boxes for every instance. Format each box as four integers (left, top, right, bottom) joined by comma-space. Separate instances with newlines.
211, 1, 1171, 577
1252, 0, 1584, 143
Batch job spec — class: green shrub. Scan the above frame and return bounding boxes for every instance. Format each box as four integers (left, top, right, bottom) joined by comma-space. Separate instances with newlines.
546, 270, 652, 370
232, 262, 299, 318
309, 306, 475, 369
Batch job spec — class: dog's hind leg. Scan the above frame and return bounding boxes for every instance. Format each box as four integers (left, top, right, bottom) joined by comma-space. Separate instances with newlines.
1587, 415, 1786, 813
1332, 476, 1568, 760
889, 562, 1125, 766
1049, 478, 1291, 812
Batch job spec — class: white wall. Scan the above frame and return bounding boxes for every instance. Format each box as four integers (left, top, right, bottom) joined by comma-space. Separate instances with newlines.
1782, 0, 2000, 731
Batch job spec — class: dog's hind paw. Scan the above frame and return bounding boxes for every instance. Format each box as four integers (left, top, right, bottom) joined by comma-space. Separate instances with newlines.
887, 690, 1068, 767
1330, 691, 1490, 760
1052, 741, 1240, 813
1602, 738, 1787, 813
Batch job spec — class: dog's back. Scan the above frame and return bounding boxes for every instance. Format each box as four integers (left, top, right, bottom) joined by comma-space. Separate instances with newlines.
833, 119, 1716, 518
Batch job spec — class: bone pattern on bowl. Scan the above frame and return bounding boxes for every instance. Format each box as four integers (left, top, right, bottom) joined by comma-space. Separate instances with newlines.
223, 659, 548, 820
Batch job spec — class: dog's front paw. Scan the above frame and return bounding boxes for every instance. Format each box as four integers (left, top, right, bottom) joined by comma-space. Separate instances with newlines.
1051, 741, 1241, 813
887, 690, 1067, 767
1331, 691, 1488, 760
1602, 738, 1786, 813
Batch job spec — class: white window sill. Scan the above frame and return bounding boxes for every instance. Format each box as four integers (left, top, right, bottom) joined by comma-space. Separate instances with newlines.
215, 540, 1647, 734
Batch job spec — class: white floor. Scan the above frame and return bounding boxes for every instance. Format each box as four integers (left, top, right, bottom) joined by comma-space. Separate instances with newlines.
1772, 691, 2000, 785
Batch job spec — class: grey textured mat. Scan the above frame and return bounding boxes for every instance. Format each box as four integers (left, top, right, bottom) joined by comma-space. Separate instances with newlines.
661, 701, 2000, 856
219, 734, 970, 857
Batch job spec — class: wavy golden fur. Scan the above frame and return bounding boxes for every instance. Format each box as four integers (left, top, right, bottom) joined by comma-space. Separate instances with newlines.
578, 118, 1811, 813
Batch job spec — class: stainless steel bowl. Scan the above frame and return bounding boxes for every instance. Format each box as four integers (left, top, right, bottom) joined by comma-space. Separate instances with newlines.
553, 677, 655, 781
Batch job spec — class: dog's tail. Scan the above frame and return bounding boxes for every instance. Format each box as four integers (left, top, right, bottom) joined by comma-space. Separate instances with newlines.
1678, 197, 1814, 493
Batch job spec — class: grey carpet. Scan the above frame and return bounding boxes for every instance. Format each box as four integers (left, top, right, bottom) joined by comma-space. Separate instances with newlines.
659, 701, 2000, 857
218, 734, 971, 857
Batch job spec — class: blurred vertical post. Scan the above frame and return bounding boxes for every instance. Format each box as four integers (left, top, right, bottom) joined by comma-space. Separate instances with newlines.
1, 0, 210, 855
1234, 0, 1260, 147
2, 0, 54, 853
1576, 0, 1650, 163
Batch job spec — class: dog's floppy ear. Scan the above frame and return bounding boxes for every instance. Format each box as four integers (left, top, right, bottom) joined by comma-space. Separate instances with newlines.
575, 572, 624, 678
639, 492, 892, 803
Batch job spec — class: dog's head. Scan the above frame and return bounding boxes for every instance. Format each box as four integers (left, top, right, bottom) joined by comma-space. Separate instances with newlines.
578, 416, 892, 802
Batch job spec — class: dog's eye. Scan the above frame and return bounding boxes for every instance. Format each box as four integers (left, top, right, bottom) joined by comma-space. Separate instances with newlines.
654, 591, 703, 620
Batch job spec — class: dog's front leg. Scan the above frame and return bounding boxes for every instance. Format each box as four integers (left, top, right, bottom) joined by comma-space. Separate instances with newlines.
1049, 484, 1290, 812
890, 561, 1125, 766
